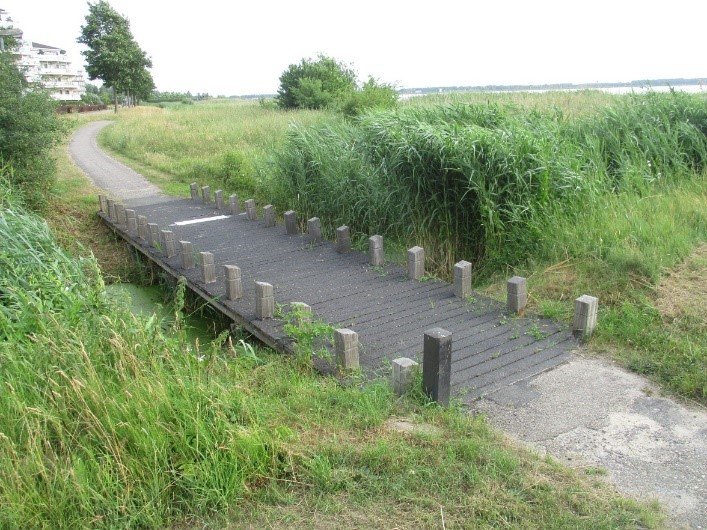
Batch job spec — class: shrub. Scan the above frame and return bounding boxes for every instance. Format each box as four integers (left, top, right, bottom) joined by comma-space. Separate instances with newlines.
276, 55, 357, 110
340, 77, 399, 117
0, 52, 62, 209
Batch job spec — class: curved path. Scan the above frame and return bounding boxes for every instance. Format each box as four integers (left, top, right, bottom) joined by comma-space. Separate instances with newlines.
70, 120, 170, 206
70, 121, 707, 528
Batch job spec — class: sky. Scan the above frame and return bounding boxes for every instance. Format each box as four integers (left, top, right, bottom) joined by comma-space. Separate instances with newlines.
3, 0, 706, 96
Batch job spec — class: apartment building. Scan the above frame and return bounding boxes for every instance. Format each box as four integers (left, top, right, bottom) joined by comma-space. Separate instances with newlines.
1, 8, 86, 101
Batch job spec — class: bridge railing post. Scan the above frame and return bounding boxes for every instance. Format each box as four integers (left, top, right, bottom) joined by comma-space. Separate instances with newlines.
255, 281, 274, 319
114, 203, 126, 227
507, 276, 527, 316
125, 209, 137, 236
453, 260, 472, 299
98, 194, 107, 213
284, 210, 298, 235
392, 357, 419, 396
369, 235, 384, 266
307, 217, 321, 243
245, 199, 256, 220
179, 241, 194, 269
335, 328, 359, 370
408, 246, 424, 280
423, 327, 452, 406
263, 205, 275, 227
137, 215, 148, 241
336, 225, 351, 253
229, 194, 240, 215
290, 301, 312, 324
200, 252, 216, 284
106, 199, 116, 222
224, 265, 243, 300
147, 223, 160, 247
160, 230, 175, 258
573, 295, 598, 341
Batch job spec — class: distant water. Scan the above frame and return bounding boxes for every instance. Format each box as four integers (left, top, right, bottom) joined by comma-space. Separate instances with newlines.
400, 84, 706, 99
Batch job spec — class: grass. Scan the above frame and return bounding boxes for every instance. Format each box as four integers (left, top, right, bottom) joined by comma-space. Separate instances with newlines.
97, 93, 707, 402
0, 169, 662, 528
99, 100, 329, 198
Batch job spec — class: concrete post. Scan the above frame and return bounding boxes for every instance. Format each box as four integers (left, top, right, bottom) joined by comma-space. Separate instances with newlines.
137, 215, 148, 241
147, 223, 160, 248
369, 235, 384, 266
507, 276, 528, 315
161, 230, 175, 258
255, 281, 274, 319
125, 209, 137, 236
224, 265, 243, 300
229, 194, 240, 215
392, 357, 419, 396
453, 260, 472, 299
423, 327, 452, 406
200, 252, 216, 284
284, 210, 298, 235
179, 241, 194, 269
201, 185, 211, 204
307, 217, 321, 243
244, 199, 256, 220
573, 295, 599, 340
190, 182, 199, 201
290, 301, 312, 324
408, 246, 425, 280
215, 189, 224, 210
115, 203, 126, 227
336, 225, 351, 253
106, 199, 116, 222
334, 328, 359, 370
263, 205, 275, 227
98, 194, 107, 213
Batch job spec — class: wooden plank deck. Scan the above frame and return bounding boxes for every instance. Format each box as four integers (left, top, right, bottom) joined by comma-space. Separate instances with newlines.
102, 196, 577, 403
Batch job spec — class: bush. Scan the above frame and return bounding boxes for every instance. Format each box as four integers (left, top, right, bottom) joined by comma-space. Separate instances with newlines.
340, 77, 398, 117
0, 52, 62, 209
276, 55, 357, 110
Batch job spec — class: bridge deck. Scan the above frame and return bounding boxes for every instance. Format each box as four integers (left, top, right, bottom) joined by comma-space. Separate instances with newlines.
102, 196, 576, 403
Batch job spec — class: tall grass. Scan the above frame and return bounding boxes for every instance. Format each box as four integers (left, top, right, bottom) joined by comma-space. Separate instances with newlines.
99, 101, 329, 196
0, 174, 661, 528
268, 92, 707, 276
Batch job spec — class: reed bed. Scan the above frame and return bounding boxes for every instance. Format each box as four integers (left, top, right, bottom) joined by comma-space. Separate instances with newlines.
268, 92, 707, 277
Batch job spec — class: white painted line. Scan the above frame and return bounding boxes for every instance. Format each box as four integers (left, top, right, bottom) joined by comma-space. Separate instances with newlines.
171, 215, 230, 226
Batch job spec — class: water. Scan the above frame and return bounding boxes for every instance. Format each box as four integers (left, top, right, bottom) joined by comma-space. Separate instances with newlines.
105, 283, 220, 344
400, 84, 706, 99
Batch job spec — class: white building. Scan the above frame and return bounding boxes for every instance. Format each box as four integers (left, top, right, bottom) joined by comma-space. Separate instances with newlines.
1, 8, 85, 101
17, 41, 86, 101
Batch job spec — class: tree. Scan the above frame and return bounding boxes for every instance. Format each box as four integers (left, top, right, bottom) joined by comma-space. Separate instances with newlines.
78, 1, 153, 112
276, 55, 357, 110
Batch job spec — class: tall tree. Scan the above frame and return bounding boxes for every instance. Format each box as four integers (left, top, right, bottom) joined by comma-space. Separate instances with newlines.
77, 1, 152, 112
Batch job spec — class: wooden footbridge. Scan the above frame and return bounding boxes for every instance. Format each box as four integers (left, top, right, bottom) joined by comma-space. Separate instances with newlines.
98, 186, 588, 404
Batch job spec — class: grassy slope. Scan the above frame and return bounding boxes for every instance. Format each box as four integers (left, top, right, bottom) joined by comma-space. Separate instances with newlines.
98, 96, 706, 403
0, 120, 662, 528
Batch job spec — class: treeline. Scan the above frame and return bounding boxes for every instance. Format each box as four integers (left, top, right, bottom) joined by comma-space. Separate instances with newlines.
148, 90, 211, 103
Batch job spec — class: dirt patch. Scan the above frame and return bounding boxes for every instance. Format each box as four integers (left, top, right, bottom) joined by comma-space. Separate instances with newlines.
654, 244, 707, 329
383, 418, 443, 437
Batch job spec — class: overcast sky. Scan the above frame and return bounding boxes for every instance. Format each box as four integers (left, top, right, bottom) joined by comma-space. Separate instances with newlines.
3, 0, 706, 95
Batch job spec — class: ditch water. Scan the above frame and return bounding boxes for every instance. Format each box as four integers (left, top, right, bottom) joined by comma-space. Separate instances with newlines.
105, 282, 222, 344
